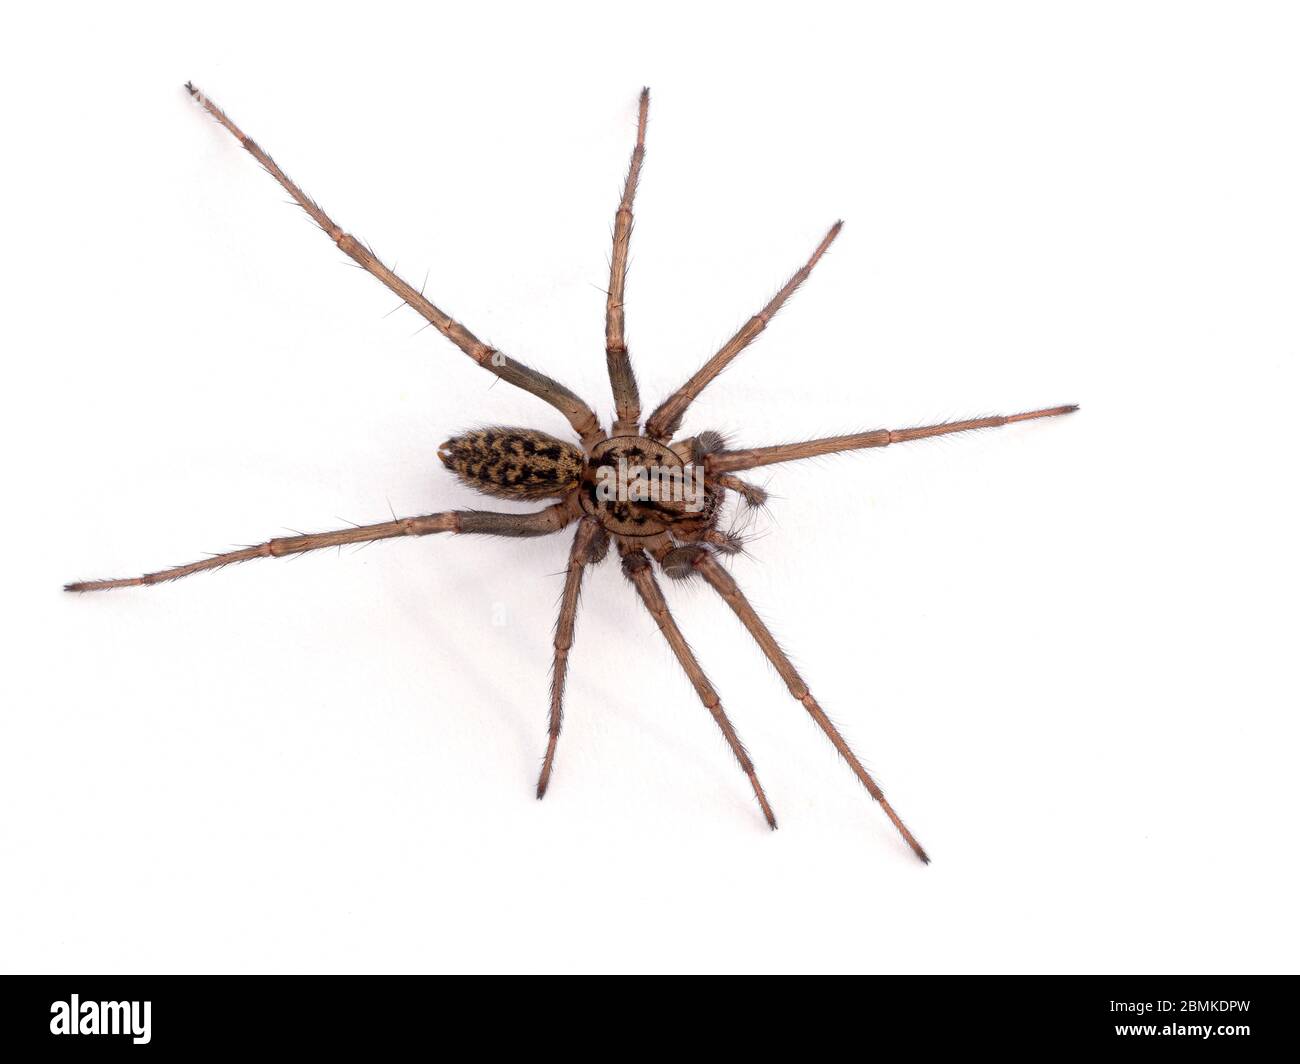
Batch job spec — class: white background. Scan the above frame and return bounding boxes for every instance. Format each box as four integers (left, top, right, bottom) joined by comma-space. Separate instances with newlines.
2, 2, 1296, 974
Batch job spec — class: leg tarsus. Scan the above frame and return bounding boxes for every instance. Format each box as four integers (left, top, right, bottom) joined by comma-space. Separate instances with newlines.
536, 732, 560, 799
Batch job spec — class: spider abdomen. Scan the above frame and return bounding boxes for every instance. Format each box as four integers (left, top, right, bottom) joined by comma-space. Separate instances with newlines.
438, 427, 584, 501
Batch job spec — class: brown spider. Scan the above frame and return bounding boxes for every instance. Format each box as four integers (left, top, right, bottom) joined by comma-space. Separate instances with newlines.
66, 85, 1076, 863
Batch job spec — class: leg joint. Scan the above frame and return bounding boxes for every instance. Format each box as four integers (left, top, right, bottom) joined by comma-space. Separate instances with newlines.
621, 551, 651, 578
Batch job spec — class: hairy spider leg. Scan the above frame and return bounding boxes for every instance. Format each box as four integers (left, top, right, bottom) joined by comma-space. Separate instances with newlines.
620, 543, 778, 829
184, 83, 603, 446
692, 550, 928, 861
64, 502, 578, 592
605, 89, 649, 436
645, 222, 842, 440
707, 406, 1079, 474
538, 518, 604, 797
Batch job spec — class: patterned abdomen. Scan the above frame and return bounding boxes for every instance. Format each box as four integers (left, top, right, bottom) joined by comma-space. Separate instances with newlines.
438, 427, 584, 501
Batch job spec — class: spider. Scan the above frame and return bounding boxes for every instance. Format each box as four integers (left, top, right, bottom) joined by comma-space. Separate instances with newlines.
67, 84, 1076, 863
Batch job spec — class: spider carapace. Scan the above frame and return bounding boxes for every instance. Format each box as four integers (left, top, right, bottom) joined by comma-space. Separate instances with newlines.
67, 84, 1078, 863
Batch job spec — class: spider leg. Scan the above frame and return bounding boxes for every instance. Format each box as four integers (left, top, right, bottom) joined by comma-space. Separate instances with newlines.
605, 89, 649, 436
618, 543, 777, 829
538, 518, 606, 798
64, 501, 577, 592
184, 84, 603, 446
644, 223, 842, 440
684, 546, 930, 863
707, 405, 1079, 474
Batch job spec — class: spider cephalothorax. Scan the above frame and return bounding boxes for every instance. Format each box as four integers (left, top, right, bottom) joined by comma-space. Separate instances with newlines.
67, 85, 1077, 862
579, 435, 716, 538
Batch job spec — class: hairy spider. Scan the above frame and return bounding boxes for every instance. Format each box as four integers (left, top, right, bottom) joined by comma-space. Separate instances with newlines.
67, 85, 1076, 862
